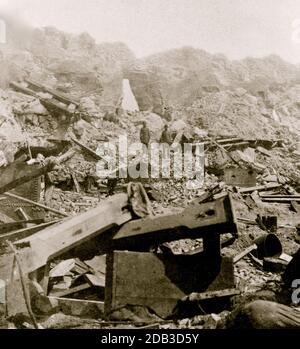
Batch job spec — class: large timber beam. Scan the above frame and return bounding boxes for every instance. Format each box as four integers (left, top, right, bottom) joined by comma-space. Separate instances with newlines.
112, 194, 238, 251
13, 194, 132, 275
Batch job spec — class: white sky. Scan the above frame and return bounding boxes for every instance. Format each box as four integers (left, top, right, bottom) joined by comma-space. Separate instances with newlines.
1, 0, 300, 63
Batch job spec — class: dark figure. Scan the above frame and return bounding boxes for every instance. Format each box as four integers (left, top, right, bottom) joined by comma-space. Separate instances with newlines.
163, 107, 172, 121
139, 122, 150, 146
159, 125, 173, 145
106, 178, 118, 196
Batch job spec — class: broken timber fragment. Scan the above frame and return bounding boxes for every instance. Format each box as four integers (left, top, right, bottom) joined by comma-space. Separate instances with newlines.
238, 183, 282, 194
25, 79, 79, 108
256, 146, 271, 157
71, 137, 103, 161
50, 283, 91, 298
10, 81, 77, 117
233, 233, 282, 264
263, 257, 289, 273
33, 296, 104, 318
223, 142, 250, 150
204, 138, 250, 151
233, 245, 257, 264
0, 219, 44, 235
13, 193, 131, 275
3, 192, 68, 217
182, 288, 241, 302
0, 149, 76, 195
0, 220, 61, 243
262, 198, 300, 203
15, 207, 34, 228
208, 139, 242, 167
260, 194, 300, 203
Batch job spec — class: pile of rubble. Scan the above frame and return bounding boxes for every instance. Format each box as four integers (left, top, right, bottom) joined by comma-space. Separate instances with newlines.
0, 62, 299, 330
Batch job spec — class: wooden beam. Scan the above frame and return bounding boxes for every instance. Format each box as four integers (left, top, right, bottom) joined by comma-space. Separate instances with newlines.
25, 79, 79, 107
0, 220, 61, 243
0, 219, 44, 235
260, 195, 300, 199
261, 198, 300, 203
71, 137, 103, 161
183, 288, 240, 302
4, 192, 69, 217
50, 283, 91, 298
209, 139, 242, 167
239, 183, 282, 194
38, 296, 105, 318
233, 245, 257, 264
13, 194, 131, 275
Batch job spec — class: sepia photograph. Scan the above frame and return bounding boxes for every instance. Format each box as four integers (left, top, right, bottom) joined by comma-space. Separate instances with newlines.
0, 0, 300, 336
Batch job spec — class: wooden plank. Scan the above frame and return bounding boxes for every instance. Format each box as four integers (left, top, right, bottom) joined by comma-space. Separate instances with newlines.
183, 288, 240, 302
137, 323, 160, 329
25, 79, 80, 107
10, 82, 75, 116
223, 142, 250, 149
239, 183, 282, 194
4, 192, 68, 217
233, 245, 257, 264
209, 139, 242, 167
0, 219, 44, 235
15, 207, 31, 221
50, 283, 91, 298
260, 195, 300, 199
42, 262, 51, 294
85, 273, 105, 288
15, 207, 33, 228
72, 173, 81, 193
261, 198, 300, 203
217, 138, 245, 144
256, 146, 271, 157
71, 137, 103, 161
44, 296, 104, 318
0, 220, 61, 243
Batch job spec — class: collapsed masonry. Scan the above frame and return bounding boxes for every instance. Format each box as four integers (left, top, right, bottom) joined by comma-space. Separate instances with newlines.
0, 79, 300, 329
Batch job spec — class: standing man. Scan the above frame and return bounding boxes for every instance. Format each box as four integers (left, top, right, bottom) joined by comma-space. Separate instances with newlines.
159, 124, 173, 145
139, 121, 150, 146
